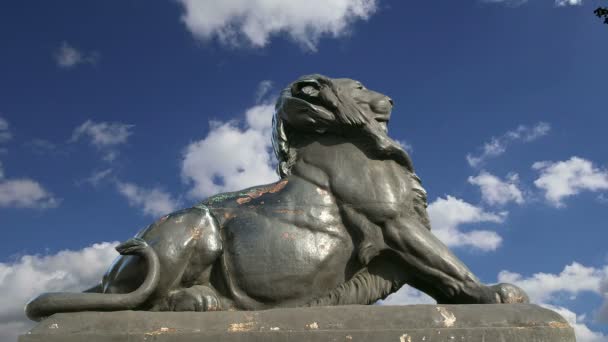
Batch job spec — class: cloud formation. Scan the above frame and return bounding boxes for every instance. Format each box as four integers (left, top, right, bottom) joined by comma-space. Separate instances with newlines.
533, 157, 608, 207
468, 171, 524, 206
181, 102, 278, 199
71, 120, 134, 161
0, 117, 11, 143
0, 242, 118, 341
54, 41, 99, 68
255, 80, 274, 103
0, 117, 59, 209
116, 181, 180, 218
176, 0, 378, 51
0, 178, 59, 209
555, 0, 583, 6
378, 285, 435, 305
80, 168, 113, 187
427, 195, 506, 251
466, 122, 550, 167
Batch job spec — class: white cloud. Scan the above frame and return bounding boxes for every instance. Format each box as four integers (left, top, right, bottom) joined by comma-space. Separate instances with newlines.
181, 103, 279, 199
71, 120, 133, 147
71, 120, 134, 161
54, 41, 99, 68
498, 262, 604, 303
116, 181, 180, 217
498, 263, 608, 342
555, 0, 583, 6
0, 242, 118, 341
396, 140, 413, 154
0, 118, 59, 209
466, 122, 550, 167
255, 80, 274, 102
176, 0, 378, 51
0, 178, 59, 209
427, 195, 506, 251
533, 157, 608, 207
79, 168, 113, 187
468, 171, 524, 206
0, 117, 11, 143
377, 284, 435, 305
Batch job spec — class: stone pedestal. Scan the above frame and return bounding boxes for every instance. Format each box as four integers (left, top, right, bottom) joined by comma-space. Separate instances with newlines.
20, 304, 575, 342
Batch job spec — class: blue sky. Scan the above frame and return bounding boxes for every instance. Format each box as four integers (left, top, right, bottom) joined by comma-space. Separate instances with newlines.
1, 0, 607, 340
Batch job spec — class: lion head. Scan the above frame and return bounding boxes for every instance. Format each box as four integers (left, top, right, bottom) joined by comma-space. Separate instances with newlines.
272, 74, 413, 178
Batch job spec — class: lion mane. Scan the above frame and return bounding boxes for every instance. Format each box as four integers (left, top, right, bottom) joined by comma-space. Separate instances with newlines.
272, 74, 415, 178
272, 74, 430, 229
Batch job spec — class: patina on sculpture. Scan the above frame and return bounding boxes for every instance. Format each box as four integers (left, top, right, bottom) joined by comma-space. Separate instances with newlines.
25, 75, 529, 321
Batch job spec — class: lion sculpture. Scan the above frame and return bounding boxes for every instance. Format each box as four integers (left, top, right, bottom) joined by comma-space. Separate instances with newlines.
26, 75, 528, 321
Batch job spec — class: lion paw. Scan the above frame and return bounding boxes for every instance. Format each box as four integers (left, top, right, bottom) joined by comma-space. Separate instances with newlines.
491, 283, 529, 304
167, 285, 222, 312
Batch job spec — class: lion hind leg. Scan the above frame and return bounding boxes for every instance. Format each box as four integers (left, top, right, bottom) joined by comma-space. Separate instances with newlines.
102, 206, 223, 311
163, 285, 226, 312
340, 205, 385, 266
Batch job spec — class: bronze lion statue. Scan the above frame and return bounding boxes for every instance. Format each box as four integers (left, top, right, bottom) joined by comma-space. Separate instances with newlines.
26, 75, 528, 321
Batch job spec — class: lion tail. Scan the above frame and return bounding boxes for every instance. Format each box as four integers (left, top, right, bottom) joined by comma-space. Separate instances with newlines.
25, 238, 160, 322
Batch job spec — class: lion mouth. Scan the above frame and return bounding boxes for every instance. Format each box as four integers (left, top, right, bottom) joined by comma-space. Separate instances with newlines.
374, 116, 389, 132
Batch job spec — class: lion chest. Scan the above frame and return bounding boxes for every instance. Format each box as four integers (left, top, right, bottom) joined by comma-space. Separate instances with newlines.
299, 141, 411, 222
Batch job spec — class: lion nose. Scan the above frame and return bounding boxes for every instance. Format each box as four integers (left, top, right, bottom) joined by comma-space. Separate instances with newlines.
387, 97, 394, 106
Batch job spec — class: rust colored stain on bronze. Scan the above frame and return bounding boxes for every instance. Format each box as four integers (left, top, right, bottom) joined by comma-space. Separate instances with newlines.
236, 180, 288, 205
236, 197, 252, 205
190, 227, 203, 240
269, 179, 289, 193
223, 212, 236, 220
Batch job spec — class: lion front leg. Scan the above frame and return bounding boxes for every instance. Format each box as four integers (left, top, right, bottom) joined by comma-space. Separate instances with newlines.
340, 205, 385, 266
383, 216, 528, 304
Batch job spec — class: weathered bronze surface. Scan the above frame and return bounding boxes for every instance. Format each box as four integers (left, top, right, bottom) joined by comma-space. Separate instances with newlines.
25, 75, 529, 321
